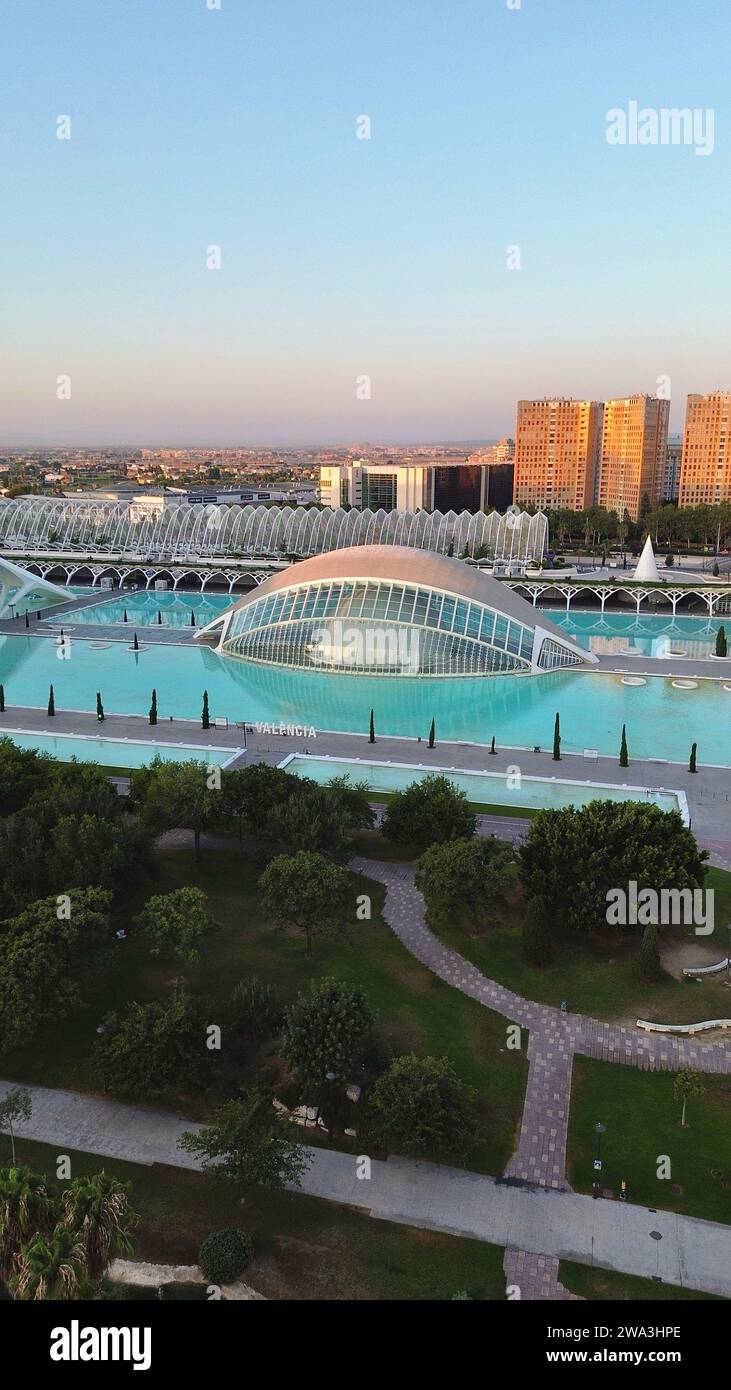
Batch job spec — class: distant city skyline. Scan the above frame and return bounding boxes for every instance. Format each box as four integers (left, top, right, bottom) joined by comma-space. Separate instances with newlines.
3, 0, 730, 444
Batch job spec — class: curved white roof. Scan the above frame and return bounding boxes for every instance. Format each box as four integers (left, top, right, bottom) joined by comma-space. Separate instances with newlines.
212, 545, 590, 653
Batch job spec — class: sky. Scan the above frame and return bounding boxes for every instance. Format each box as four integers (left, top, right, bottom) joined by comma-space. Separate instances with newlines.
1, 0, 729, 446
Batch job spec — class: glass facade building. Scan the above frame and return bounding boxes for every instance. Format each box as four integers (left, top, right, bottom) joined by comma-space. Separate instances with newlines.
202, 546, 593, 679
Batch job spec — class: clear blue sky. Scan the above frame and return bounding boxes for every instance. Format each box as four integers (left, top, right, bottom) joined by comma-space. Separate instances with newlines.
2, 0, 729, 446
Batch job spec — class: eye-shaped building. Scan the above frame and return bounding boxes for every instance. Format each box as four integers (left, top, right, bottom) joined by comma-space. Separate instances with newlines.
196, 545, 595, 678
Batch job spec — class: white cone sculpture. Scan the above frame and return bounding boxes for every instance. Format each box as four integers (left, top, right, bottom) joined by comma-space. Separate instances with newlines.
633, 534, 660, 583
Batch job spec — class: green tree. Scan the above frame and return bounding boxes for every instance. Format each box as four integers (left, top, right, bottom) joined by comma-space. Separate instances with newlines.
0, 888, 113, 1051
219, 764, 294, 847
61, 1172, 136, 1285
689, 742, 697, 774
96, 692, 105, 722
715, 626, 727, 658
619, 724, 628, 768
135, 886, 217, 964
673, 1067, 705, 1128
149, 688, 157, 725
94, 991, 209, 1096
202, 690, 210, 730
263, 776, 373, 857
0, 1166, 54, 1285
0, 739, 54, 816
258, 851, 351, 957
522, 896, 553, 966
10, 1227, 87, 1301
415, 837, 515, 932
282, 978, 375, 1092
369, 708, 375, 744
47, 684, 55, 717
520, 801, 707, 936
636, 923, 662, 983
0, 1087, 32, 1165
552, 712, 561, 761
382, 775, 475, 853
365, 1055, 478, 1163
178, 1088, 310, 1192
428, 717, 436, 749
134, 758, 219, 859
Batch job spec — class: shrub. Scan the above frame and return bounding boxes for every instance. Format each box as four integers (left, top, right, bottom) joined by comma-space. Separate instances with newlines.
231, 977, 282, 1039
198, 1229, 254, 1285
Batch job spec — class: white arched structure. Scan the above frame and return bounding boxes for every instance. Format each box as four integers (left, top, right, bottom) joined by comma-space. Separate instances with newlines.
0, 497, 548, 565
0, 555, 68, 617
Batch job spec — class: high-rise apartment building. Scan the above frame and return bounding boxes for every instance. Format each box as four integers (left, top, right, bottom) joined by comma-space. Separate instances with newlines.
663, 435, 683, 503
513, 399, 602, 511
678, 392, 731, 507
597, 395, 670, 520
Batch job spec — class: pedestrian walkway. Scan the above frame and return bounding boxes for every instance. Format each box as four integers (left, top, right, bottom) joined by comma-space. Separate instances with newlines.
348, 856, 730, 1300
1, 1079, 728, 1298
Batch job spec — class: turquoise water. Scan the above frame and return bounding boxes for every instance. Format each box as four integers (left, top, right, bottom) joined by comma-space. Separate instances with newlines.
553, 608, 729, 659
1, 628, 730, 764
0, 729, 243, 769
62, 591, 232, 627
282, 754, 683, 816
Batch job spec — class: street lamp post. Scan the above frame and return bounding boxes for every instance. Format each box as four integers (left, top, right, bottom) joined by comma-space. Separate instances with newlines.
592, 1121, 606, 1197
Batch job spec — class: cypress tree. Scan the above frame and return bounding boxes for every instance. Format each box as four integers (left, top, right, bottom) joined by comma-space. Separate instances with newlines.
490, 735, 496, 755
689, 742, 697, 773
191, 610, 196, 627
149, 689, 158, 725
123, 609, 128, 623
133, 633, 139, 651
552, 712, 561, 761
619, 723, 628, 768
0, 684, 4, 712
96, 692, 105, 722
716, 625, 727, 658
428, 718, 435, 749
202, 690, 210, 730
522, 897, 553, 967
48, 684, 55, 717
157, 610, 162, 625
369, 708, 375, 744
636, 923, 662, 983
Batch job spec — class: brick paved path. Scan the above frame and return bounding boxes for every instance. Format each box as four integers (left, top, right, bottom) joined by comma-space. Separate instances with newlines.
349, 857, 731, 1301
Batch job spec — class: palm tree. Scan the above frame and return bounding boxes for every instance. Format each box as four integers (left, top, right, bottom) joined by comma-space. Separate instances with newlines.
10, 1226, 87, 1300
0, 1166, 53, 1284
61, 1172, 136, 1284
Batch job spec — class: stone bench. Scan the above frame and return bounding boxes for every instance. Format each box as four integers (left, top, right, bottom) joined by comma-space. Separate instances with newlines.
636, 1017, 731, 1035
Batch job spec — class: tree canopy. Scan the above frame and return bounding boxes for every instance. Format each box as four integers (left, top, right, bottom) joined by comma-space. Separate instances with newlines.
382, 775, 475, 853
520, 801, 707, 934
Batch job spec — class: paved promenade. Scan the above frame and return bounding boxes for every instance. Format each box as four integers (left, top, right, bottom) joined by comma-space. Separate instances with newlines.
348, 858, 730, 1299
1, 1078, 728, 1298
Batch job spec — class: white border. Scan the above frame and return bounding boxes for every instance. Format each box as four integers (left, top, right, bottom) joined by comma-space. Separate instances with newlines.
277, 751, 690, 825
0, 726, 245, 769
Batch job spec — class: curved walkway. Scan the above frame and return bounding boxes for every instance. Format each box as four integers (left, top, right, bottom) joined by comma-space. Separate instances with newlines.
349, 857, 731, 1300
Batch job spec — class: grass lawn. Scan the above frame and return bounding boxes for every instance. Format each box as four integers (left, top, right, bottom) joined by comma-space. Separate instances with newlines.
0, 842, 527, 1177
1, 1137, 506, 1302
558, 1261, 724, 1301
567, 1057, 731, 1224
423, 867, 731, 1025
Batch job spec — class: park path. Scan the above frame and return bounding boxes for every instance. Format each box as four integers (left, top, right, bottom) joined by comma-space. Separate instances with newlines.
1, 1077, 729, 1299
348, 857, 731, 1300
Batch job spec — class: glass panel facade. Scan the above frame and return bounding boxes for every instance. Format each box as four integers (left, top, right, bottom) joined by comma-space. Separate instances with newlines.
219, 576, 580, 677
